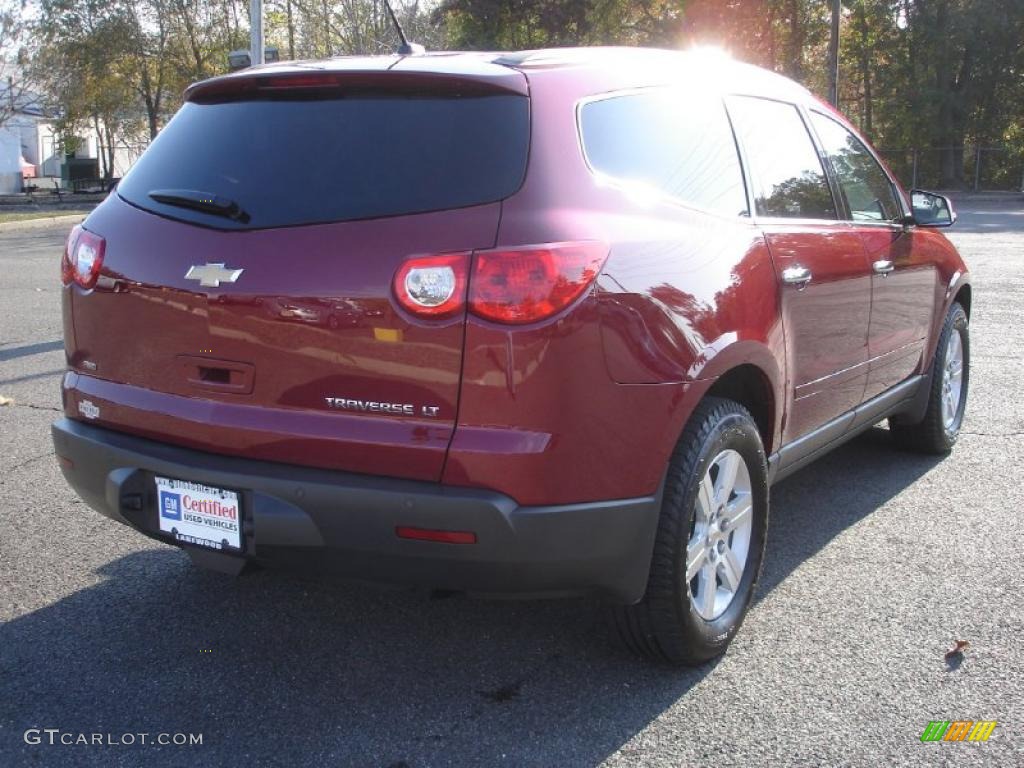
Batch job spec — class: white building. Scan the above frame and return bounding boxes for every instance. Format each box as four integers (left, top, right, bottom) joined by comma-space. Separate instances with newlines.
0, 88, 46, 193
1, 87, 145, 193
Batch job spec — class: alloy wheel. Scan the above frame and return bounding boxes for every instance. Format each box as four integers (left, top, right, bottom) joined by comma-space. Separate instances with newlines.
941, 328, 965, 430
686, 449, 754, 621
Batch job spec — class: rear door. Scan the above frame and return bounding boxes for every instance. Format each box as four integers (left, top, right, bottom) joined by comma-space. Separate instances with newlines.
808, 109, 936, 400
728, 96, 872, 442
66, 69, 529, 481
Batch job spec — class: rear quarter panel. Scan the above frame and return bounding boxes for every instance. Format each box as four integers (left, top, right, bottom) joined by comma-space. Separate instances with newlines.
443, 68, 785, 505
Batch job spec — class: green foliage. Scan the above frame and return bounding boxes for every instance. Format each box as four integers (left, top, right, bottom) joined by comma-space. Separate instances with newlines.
834, 0, 1024, 185
1, 0, 34, 126
435, 0, 687, 49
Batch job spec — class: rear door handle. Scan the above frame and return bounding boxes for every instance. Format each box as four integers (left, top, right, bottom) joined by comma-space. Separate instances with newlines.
781, 266, 812, 290
873, 259, 895, 275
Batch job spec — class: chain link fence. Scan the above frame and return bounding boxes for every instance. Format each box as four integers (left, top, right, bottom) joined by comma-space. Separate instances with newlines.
877, 146, 1024, 192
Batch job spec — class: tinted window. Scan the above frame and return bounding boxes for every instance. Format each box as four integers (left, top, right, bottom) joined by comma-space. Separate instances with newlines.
810, 111, 900, 222
580, 90, 748, 216
117, 94, 529, 230
727, 97, 836, 219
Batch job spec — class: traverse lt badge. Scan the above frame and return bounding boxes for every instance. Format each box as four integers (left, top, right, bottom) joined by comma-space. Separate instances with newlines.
185, 263, 244, 287
325, 397, 441, 417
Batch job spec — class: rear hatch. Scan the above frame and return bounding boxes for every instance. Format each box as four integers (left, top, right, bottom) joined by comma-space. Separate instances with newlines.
64, 62, 529, 481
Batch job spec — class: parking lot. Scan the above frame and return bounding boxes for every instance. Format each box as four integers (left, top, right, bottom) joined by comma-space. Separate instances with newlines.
1, 199, 1022, 767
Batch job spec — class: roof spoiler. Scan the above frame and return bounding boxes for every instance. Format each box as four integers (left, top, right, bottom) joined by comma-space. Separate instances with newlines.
185, 67, 528, 102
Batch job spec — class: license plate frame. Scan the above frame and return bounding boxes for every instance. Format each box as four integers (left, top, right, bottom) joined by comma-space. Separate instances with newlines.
154, 476, 244, 553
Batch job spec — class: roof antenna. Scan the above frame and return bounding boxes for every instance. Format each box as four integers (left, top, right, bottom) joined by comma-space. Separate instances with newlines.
383, 0, 425, 56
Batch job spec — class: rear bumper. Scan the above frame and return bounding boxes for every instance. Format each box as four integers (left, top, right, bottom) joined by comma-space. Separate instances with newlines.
52, 418, 661, 603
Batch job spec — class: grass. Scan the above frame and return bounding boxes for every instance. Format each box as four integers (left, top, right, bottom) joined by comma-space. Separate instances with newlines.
0, 209, 92, 224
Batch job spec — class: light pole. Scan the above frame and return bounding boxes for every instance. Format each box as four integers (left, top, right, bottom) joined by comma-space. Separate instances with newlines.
250, 0, 264, 66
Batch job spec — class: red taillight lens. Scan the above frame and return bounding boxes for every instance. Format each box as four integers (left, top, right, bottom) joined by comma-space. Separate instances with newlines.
393, 252, 470, 318
62, 224, 105, 289
468, 241, 608, 325
61, 225, 80, 285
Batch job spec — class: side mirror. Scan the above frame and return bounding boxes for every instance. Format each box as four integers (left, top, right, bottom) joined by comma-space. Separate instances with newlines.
910, 189, 956, 228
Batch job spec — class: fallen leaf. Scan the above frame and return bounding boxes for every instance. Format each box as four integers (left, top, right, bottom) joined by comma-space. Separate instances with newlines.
944, 639, 970, 661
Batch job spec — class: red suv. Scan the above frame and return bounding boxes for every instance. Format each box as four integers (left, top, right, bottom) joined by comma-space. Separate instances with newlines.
53, 48, 970, 664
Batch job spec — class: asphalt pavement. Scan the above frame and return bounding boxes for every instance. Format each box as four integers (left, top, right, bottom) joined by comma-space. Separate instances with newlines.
1, 198, 1022, 767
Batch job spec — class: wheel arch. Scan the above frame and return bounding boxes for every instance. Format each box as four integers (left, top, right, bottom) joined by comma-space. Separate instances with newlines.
676, 339, 784, 457
703, 364, 778, 456
922, 271, 971, 373
953, 282, 972, 319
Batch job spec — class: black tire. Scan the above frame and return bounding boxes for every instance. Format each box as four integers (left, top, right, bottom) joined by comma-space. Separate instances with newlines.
890, 302, 969, 454
609, 397, 769, 665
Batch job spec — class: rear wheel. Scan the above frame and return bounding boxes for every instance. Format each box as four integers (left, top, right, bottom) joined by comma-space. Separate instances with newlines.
890, 302, 969, 454
609, 397, 769, 665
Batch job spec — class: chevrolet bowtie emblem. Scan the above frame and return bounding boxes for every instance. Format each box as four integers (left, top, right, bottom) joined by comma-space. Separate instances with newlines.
185, 263, 244, 288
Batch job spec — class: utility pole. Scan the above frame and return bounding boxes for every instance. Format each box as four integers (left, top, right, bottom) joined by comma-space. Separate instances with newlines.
250, 0, 264, 66
827, 0, 841, 106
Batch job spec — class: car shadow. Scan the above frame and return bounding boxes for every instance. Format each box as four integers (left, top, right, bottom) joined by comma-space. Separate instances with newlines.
758, 426, 944, 597
0, 427, 942, 767
0, 340, 63, 363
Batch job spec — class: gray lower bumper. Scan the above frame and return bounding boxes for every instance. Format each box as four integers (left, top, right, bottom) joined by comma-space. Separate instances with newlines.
52, 418, 661, 603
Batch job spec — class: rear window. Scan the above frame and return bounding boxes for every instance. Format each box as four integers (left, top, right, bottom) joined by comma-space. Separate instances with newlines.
117, 93, 530, 230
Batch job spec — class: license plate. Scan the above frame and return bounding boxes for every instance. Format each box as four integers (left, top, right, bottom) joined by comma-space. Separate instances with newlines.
155, 477, 242, 552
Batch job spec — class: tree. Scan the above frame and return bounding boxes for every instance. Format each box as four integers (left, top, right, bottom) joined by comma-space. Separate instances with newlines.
889, 0, 1024, 186
124, 0, 171, 140
34, 1, 147, 178
435, 0, 687, 50
0, 0, 34, 127
261, 0, 442, 58
164, 0, 248, 82
678, 0, 777, 67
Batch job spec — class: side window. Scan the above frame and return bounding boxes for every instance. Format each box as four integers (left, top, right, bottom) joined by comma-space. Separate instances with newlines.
810, 111, 901, 222
727, 97, 836, 220
579, 89, 748, 217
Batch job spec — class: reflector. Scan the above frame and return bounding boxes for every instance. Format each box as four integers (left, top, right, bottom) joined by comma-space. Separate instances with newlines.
396, 526, 477, 544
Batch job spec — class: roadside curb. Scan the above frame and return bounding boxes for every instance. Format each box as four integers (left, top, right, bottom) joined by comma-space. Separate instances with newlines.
0, 213, 88, 233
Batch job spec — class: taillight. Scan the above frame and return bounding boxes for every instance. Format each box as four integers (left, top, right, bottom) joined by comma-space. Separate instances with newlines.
392, 242, 608, 324
61, 224, 105, 289
60, 226, 79, 284
393, 252, 470, 318
468, 241, 608, 325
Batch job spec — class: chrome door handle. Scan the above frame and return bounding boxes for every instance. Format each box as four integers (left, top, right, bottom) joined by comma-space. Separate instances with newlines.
873, 259, 895, 275
781, 266, 812, 290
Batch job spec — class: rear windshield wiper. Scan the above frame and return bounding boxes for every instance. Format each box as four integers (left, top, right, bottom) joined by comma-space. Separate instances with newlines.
148, 189, 251, 223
